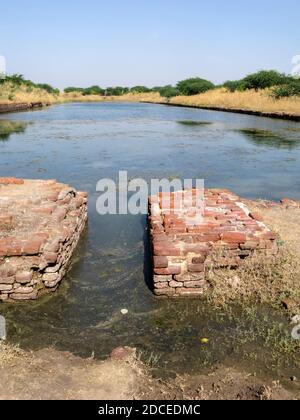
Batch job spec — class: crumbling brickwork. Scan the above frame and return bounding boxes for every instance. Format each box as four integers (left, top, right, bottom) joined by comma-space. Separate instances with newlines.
0, 178, 87, 302
149, 189, 278, 297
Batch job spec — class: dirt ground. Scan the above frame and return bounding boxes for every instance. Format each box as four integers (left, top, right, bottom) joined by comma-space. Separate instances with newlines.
0, 343, 298, 400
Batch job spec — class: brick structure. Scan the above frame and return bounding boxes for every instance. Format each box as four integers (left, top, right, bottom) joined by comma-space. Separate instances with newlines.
149, 189, 278, 297
0, 178, 87, 302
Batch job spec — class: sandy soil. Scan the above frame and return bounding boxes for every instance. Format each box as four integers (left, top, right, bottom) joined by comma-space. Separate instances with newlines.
0, 343, 298, 400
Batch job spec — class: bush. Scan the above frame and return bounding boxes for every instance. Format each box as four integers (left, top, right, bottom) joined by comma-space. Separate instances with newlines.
130, 86, 151, 93
242, 70, 287, 91
272, 80, 300, 99
82, 86, 104, 96
36, 83, 60, 94
105, 87, 129, 96
158, 85, 180, 99
5, 74, 25, 86
176, 77, 215, 96
223, 80, 246, 92
64, 87, 84, 93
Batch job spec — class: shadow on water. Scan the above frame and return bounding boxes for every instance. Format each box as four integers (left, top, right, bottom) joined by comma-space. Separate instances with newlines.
236, 128, 300, 150
0, 120, 29, 141
142, 215, 154, 293
177, 120, 213, 126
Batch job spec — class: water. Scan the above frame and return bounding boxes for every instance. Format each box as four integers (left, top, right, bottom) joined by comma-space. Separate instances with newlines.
0, 102, 299, 379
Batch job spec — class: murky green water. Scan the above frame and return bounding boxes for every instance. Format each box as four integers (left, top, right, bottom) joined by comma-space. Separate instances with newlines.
0, 103, 299, 381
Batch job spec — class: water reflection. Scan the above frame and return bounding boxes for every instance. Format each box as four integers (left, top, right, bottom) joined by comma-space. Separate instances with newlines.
236, 128, 300, 150
0, 120, 29, 141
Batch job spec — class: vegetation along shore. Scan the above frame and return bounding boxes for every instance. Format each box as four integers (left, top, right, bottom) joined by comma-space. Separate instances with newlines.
0, 70, 300, 120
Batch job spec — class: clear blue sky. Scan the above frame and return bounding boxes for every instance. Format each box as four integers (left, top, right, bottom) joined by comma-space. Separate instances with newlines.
1, 0, 299, 88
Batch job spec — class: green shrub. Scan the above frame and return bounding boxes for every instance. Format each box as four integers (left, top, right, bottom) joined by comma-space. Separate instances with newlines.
130, 86, 151, 93
82, 85, 104, 96
159, 85, 180, 98
105, 87, 129, 96
64, 87, 84, 93
272, 80, 300, 99
242, 70, 287, 91
176, 77, 215, 96
36, 83, 60, 94
223, 80, 246, 92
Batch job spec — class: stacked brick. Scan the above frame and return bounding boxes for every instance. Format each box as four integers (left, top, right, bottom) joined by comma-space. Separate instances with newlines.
149, 189, 278, 297
0, 178, 87, 302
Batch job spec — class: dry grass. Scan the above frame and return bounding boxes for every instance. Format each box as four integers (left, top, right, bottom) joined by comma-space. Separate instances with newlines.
0, 81, 59, 105
207, 201, 300, 312
139, 88, 300, 116
62, 89, 300, 116
167, 88, 300, 116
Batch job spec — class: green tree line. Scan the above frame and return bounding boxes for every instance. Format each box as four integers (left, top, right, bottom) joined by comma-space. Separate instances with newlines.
2, 70, 300, 100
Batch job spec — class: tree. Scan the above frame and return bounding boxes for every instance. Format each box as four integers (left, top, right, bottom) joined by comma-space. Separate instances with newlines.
223, 80, 246, 92
64, 87, 84, 93
82, 86, 104, 96
272, 79, 300, 99
159, 85, 180, 99
36, 83, 60, 94
176, 77, 214, 96
242, 70, 286, 91
130, 86, 151, 93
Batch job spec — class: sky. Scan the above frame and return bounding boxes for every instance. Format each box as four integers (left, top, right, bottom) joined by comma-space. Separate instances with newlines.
0, 0, 299, 89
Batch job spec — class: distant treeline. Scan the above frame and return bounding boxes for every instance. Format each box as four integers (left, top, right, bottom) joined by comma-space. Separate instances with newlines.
1, 70, 300, 100
64, 70, 300, 99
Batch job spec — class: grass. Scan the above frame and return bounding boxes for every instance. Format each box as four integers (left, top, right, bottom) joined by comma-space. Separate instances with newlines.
206, 201, 300, 314
0, 81, 59, 105
166, 88, 300, 116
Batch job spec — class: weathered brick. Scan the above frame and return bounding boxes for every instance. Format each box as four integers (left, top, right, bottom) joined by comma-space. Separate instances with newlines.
153, 275, 172, 283
154, 288, 176, 297
22, 239, 43, 255
187, 263, 205, 273
153, 243, 181, 256
0, 284, 13, 291
155, 282, 169, 289
15, 271, 33, 284
43, 252, 59, 264
221, 232, 247, 243
154, 266, 181, 275
153, 256, 168, 269
169, 280, 183, 288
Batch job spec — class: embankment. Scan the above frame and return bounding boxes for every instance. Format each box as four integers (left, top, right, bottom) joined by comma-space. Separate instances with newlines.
0, 102, 50, 114
143, 100, 300, 122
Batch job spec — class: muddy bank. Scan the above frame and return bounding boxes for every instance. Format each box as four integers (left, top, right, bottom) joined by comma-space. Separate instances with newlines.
0, 102, 50, 114
0, 343, 298, 400
142, 101, 300, 122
